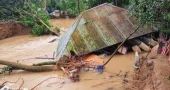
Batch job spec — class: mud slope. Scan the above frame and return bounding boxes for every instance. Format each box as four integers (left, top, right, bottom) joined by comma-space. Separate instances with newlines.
126, 53, 170, 90
0, 22, 31, 40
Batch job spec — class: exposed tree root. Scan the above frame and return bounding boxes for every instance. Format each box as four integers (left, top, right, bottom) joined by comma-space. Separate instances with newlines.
0, 60, 55, 72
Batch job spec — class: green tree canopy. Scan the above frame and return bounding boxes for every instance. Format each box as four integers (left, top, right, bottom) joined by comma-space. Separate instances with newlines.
0, 0, 55, 36
57, 0, 89, 16
129, 0, 170, 33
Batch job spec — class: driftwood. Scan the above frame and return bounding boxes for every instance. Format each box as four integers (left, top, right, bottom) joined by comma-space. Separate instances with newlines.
0, 60, 55, 72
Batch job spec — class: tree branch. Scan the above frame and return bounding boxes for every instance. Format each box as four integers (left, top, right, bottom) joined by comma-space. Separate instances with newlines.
0, 60, 55, 72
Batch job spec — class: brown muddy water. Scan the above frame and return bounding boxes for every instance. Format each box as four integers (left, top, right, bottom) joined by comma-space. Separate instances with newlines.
0, 19, 135, 90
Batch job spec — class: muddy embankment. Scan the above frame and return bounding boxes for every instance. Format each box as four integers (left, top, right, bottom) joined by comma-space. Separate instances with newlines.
126, 53, 170, 90
0, 22, 31, 40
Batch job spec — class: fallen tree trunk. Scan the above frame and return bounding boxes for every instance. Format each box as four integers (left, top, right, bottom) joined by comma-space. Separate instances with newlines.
33, 61, 56, 66
38, 18, 60, 36
0, 60, 55, 72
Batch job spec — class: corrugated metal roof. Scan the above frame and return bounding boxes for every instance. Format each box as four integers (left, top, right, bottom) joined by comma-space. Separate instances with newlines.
56, 3, 153, 60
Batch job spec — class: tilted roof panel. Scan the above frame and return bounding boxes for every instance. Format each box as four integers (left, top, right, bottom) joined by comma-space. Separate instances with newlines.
56, 3, 153, 60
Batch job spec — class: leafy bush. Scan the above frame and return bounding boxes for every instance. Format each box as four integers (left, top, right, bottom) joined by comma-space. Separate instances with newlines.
128, 0, 170, 33
31, 24, 49, 36
19, 1, 53, 36
0, 0, 24, 21
0, 0, 55, 36
55, 27, 61, 33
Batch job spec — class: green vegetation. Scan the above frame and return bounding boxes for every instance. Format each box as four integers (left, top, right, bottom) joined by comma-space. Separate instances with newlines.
57, 0, 130, 16
2, 0, 169, 36
57, 0, 89, 16
0, 66, 12, 74
128, 0, 170, 34
55, 27, 61, 33
0, 0, 24, 21
20, 1, 52, 36
0, 0, 53, 36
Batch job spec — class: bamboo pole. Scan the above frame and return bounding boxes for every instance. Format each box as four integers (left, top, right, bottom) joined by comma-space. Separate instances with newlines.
102, 26, 140, 66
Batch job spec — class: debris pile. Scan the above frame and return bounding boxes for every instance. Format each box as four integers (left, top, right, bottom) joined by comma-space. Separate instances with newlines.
125, 52, 170, 90
125, 54, 155, 90
56, 55, 104, 82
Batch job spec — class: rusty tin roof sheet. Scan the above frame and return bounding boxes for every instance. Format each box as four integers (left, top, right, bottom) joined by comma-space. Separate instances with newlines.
56, 3, 153, 60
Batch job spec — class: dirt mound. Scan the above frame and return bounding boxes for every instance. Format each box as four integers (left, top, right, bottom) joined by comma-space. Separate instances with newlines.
0, 22, 31, 40
126, 53, 170, 90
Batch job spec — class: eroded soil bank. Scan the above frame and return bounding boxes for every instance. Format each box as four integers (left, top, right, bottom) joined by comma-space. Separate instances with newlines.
125, 53, 170, 90
0, 22, 31, 40
0, 18, 75, 40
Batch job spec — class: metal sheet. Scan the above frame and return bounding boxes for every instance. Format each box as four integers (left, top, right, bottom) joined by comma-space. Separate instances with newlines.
66, 38, 79, 55
86, 22, 106, 48
77, 24, 98, 52
93, 17, 117, 46
95, 6, 109, 17
109, 12, 134, 38
99, 17, 124, 43
104, 5, 125, 14
56, 3, 154, 60
83, 9, 99, 22
56, 18, 79, 60
71, 29, 89, 54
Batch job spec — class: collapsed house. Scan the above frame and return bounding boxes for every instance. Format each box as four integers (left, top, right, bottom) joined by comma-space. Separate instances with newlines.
56, 3, 154, 60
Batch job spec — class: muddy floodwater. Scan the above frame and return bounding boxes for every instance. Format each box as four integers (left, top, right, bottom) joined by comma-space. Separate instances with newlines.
0, 19, 135, 90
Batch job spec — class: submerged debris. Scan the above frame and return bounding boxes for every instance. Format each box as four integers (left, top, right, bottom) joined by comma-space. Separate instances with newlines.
56, 55, 104, 82
118, 46, 128, 55
0, 78, 24, 90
